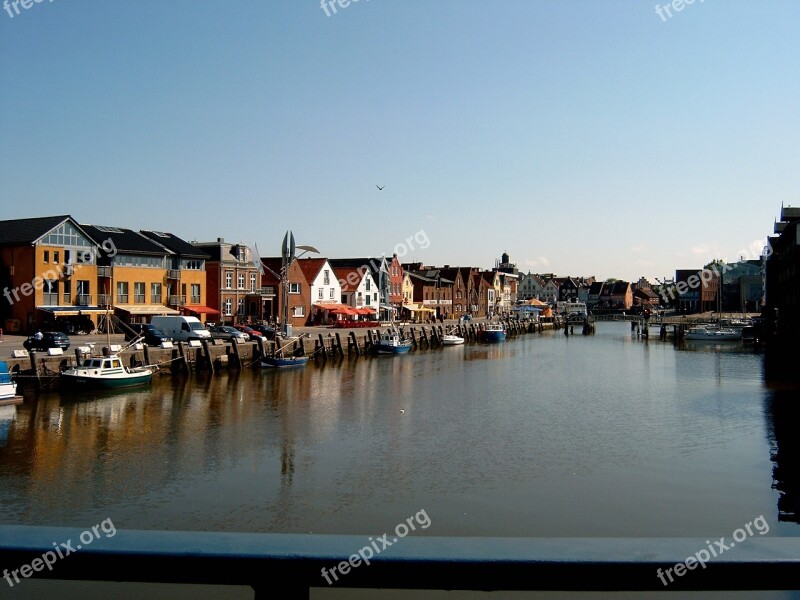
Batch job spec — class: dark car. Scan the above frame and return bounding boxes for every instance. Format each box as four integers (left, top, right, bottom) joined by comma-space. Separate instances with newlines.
208, 325, 249, 342
252, 324, 276, 340
124, 323, 172, 346
234, 325, 262, 341
23, 331, 71, 352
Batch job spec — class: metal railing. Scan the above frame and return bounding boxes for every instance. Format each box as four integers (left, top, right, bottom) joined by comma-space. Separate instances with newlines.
98, 294, 111, 306
167, 269, 181, 280
97, 266, 112, 277
0, 527, 799, 599
75, 294, 91, 306
169, 295, 185, 306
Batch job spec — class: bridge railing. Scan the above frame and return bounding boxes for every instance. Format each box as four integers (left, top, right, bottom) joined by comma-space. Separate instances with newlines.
1, 526, 799, 598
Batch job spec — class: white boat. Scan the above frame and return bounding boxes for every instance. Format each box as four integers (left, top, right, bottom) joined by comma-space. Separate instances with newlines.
684, 325, 742, 341
442, 334, 465, 346
0, 361, 20, 405
61, 355, 154, 389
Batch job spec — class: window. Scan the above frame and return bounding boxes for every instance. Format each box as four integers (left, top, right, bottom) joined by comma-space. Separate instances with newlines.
43, 280, 58, 305
238, 273, 245, 289
366, 279, 371, 291
180, 259, 204, 270
292, 305, 305, 317
43, 251, 49, 263
225, 272, 233, 289
330, 288, 334, 299
190, 284, 200, 304
224, 299, 233, 316
250, 273, 256, 292
151, 283, 162, 304
289, 283, 300, 294
238, 299, 245, 316
63, 280, 71, 304
117, 282, 129, 303
365, 295, 370, 305
373, 293, 377, 302
323, 270, 330, 285
318, 288, 323, 300
134, 282, 146, 304
65, 250, 72, 264
53, 251, 59, 264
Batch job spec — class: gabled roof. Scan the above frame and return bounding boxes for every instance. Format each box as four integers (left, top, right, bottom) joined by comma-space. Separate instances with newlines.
140, 231, 210, 259
611, 281, 631, 295
634, 287, 660, 300
297, 258, 329, 284
0, 215, 88, 246
588, 281, 605, 295
260, 257, 284, 285
80, 224, 169, 256
329, 257, 387, 282
333, 266, 368, 292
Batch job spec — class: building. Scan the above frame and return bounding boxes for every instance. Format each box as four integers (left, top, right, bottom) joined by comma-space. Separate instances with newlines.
328, 257, 390, 319
0, 215, 109, 333
610, 281, 633, 310
518, 272, 545, 301
139, 230, 213, 321
586, 281, 605, 310
333, 265, 378, 313
388, 254, 404, 313
192, 239, 266, 325
765, 205, 800, 341
720, 259, 763, 313
260, 256, 306, 329
301, 258, 343, 325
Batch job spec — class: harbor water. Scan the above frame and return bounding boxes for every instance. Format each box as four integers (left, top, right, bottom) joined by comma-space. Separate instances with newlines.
0, 321, 798, 540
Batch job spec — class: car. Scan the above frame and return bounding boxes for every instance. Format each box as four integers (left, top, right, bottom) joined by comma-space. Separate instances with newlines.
251, 324, 276, 340
124, 323, 172, 347
208, 325, 249, 342
233, 325, 263, 341
23, 331, 71, 352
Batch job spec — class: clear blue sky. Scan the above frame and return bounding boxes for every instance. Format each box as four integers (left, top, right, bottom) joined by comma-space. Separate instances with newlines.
2, 1, 798, 282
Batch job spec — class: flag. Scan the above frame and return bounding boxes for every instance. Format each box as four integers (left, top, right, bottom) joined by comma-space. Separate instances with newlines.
252, 242, 264, 274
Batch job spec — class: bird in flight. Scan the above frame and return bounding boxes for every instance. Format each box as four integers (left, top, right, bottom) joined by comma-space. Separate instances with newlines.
376, 185, 385, 191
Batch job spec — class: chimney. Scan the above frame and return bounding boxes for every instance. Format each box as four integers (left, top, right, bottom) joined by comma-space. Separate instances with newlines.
217, 237, 224, 243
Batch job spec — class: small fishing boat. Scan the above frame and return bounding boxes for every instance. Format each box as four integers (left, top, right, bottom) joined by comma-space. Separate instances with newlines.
260, 334, 309, 368
441, 333, 465, 346
260, 355, 309, 368
371, 330, 412, 354
478, 323, 506, 343
60, 355, 154, 389
684, 325, 741, 341
0, 361, 22, 406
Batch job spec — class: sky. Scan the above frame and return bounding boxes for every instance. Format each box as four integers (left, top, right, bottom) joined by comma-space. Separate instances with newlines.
1, 1, 798, 283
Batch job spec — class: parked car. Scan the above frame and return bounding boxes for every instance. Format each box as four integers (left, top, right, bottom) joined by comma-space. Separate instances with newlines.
124, 323, 172, 346
251, 324, 276, 340
23, 331, 70, 352
234, 325, 262, 340
208, 325, 249, 342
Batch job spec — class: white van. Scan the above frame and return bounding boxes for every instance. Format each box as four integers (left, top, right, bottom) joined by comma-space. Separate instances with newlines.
150, 316, 211, 342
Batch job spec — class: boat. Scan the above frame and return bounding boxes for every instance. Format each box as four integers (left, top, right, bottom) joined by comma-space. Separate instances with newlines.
60, 297, 155, 389
371, 330, 412, 354
0, 361, 22, 406
441, 334, 465, 346
477, 323, 506, 343
60, 355, 154, 389
684, 325, 742, 341
261, 355, 309, 368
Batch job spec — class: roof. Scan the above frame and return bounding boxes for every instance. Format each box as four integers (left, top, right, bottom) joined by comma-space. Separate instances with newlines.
260, 257, 284, 285
611, 281, 631, 294
588, 281, 605, 294
329, 257, 387, 281
140, 231, 210, 259
81, 224, 169, 256
333, 266, 367, 292
297, 258, 329, 284
0, 215, 83, 246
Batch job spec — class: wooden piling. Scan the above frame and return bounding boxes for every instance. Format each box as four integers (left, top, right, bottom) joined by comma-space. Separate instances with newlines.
348, 331, 359, 357
202, 340, 216, 373
334, 332, 344, 358
176, 342, 189, 373
230, 337, 242, 369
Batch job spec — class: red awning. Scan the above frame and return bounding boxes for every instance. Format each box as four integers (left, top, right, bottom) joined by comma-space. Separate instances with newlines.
184, 305, 221, 315
355, 307, 376, 315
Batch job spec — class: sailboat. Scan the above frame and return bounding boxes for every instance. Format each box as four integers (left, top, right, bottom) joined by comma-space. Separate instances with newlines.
260, 334, 309, 368
60, 285, 155, 389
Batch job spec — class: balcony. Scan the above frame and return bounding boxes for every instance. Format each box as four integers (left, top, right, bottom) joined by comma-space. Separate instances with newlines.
254, 287, 275, 296
134, 294, 146, 304
116, 294, 129, 303
167, 269, 181, 280
169, 295, 186, 306
97, 266, 112, 278
190, 295, 201, 305
75, 294, 91, 306
98, 294, 111, 307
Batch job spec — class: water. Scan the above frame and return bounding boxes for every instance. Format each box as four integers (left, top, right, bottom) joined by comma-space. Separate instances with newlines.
0, 322, 797, 540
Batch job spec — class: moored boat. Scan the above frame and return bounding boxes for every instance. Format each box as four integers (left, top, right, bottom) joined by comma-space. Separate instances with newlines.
0, 361, 21, 406
478, 323, 506, 343
261, 355, 309, 368
60, 355, 154, 389
684, 325, 741, 341
371, 330, 412, 354
441, 333, 465, 346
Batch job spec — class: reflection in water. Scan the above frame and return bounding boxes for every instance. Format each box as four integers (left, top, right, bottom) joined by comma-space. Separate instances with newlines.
764, 388, 800, 523
0, 323, 795, 537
